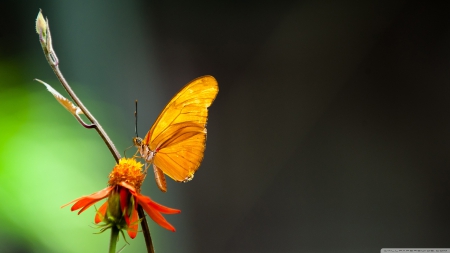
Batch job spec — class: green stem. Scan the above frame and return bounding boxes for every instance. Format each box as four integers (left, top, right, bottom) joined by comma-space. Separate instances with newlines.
109, 226, 119, 253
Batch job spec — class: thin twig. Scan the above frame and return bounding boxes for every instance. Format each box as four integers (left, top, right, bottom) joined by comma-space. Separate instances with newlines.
51, 65, 121, 161
36, 10, 154, 253
138, 206, 155, 252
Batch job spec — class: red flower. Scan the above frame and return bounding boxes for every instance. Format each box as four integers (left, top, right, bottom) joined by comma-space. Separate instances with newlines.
62, 158, 180, 239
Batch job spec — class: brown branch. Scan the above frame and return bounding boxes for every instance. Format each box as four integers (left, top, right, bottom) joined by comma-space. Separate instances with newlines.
138, 206, 155, 252
36, 10, 154, 253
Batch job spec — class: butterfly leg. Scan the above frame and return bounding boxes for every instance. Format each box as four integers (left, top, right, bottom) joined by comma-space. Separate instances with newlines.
143, 162, 150, 174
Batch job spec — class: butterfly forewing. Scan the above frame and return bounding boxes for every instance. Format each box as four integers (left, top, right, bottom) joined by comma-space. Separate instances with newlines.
152, 122, 204, 149
141, 75, 218, 184
144, 76, 218, 148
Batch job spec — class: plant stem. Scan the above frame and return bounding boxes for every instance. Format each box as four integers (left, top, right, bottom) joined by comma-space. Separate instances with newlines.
37, 11, 154, 253
109, 226, 119, 253
138, 206, 155, 253
51, 65, 121, 161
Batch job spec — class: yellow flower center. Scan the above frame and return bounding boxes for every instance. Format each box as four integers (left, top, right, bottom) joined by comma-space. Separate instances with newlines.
108, 158, 145, 191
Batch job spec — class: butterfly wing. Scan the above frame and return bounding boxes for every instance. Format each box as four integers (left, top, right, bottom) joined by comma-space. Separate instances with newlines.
142, 75, 218, 182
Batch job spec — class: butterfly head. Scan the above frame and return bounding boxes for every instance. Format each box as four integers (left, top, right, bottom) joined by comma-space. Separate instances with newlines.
133, 137, 143, 147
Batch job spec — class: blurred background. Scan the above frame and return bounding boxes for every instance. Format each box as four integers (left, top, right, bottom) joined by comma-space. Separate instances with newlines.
1, 1, 450, 252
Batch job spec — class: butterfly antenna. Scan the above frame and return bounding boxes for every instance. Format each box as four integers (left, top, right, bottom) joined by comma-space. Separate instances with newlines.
125, 100, 139, 158
135, 100, 138, 137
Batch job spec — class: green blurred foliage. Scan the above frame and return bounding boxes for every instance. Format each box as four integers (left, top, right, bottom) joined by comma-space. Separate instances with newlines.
0, 60, 147, 252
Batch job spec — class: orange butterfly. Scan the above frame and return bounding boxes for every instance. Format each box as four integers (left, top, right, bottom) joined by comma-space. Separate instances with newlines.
133, 75, 218, 192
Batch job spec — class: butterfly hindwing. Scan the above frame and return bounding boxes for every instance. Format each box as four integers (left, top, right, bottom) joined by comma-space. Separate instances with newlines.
153, 131, 206, 182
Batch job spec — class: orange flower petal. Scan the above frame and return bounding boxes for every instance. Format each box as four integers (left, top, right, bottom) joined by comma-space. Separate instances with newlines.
95, 201, 108, 224
119, 181, 180, 213
127, 204, 139, 239
134, 194, 176, 232
118, 181, 179, 231
119, 187, 131, 225
77, 199, 103, 215
63, 186, 113, 213
61, 196, 86, 209
118, 182, 136, 193
147, 199, 181, 214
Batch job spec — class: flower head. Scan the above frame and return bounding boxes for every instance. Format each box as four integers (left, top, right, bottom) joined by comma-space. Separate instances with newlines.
62, 158, 180, 239
108, 158, 145, 190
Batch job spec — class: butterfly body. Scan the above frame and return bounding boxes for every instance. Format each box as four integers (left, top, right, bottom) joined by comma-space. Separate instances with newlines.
133, 137, 156, 163
134, 75, 218, 192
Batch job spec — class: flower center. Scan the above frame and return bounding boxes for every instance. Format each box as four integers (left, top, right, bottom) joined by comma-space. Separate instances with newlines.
108, 158, 145, 191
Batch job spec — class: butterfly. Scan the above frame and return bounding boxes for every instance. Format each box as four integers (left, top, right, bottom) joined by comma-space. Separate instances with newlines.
133, 75, 219, 192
